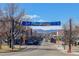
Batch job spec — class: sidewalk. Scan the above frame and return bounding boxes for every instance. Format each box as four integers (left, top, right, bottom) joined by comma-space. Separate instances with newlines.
0, 45, 26, 53
54, 43, 79, 55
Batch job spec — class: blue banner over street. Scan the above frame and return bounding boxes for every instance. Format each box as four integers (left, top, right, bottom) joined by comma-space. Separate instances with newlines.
21, 21, 61, 26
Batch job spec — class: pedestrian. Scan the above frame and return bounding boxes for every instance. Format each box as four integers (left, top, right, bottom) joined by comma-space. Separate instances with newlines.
74, 42, 77, 46
20, 35, 23, 45
62, 41, 65, 50
41, 37, 46, 45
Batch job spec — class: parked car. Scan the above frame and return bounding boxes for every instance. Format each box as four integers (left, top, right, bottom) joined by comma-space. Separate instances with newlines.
75, 38, 79, 45
14, 39, 21, 45
13, 36, 43, 45
25, 37, 43, 45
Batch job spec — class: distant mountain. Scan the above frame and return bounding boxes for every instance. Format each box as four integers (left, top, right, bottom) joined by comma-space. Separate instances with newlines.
33, 29, 58, 33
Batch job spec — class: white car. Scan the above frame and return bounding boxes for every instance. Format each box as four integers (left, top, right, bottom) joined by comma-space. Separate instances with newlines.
75, 39, 79, 45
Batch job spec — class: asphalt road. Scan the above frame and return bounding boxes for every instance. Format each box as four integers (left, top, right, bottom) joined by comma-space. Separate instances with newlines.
0, 43, 71, 56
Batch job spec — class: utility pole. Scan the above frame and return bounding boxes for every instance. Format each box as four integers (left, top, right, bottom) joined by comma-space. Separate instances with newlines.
63, 24, 66, 50
67, 18, 72, 53
10, 16, 15, 50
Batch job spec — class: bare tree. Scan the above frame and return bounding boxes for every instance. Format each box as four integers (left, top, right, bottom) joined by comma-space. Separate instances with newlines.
6, 4, 25, 49
0, 3, 26, 49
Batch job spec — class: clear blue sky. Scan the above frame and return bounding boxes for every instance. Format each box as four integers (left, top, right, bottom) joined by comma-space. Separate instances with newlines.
19, 3, 79, 26
0, 3, 79, 26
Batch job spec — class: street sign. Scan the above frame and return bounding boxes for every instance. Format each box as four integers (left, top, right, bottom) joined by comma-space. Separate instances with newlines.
21, 21, 61, 26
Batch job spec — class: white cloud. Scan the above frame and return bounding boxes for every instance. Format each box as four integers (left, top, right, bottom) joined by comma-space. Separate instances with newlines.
22, 14, 40, 19
21, 14, 48, 22
37, 19, 48, 22
29, 15, 40, 19
2, 10, 7, 14
32, 19, 49, 22
20, 14, 40, 22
